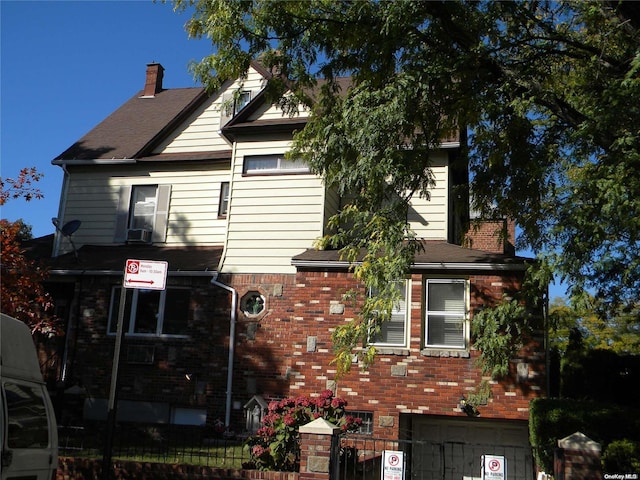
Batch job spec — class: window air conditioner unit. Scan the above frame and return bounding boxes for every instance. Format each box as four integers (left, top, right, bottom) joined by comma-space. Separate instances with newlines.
127, 228, 152, 243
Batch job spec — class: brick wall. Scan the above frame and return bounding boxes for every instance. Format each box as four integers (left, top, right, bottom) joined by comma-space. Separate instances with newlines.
464, 219, 516, 254
224, 269, 545, 438
62, 265, 545, 436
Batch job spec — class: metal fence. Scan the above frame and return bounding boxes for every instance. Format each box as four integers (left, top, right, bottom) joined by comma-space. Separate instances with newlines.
337, 434, 536, 480
58, 424, 252, 468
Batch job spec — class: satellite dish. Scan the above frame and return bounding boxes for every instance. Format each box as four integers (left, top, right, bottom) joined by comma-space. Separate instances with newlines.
61, 219, 82, 236
52, 218, 82, 262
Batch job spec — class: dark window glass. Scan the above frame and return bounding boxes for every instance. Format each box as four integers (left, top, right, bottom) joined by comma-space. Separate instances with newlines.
4, 382, 49, 448
163, 289, 190, 335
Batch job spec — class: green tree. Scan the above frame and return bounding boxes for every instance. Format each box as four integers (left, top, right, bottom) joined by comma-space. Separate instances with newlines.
172, 0, 640, 371
550, 295, 640, 355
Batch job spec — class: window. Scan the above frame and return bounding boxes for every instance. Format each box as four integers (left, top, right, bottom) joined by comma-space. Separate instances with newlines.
240, 291, 266, 317
235, 90, 251, 113
243, 154, 309, 175
4, 382, 50, 448
425, 279, 468, 349
108, 286, 190, 337
114, 184, 171, 243
129, 185, 157, 230
218, 182, 230, 217
369, 280, 409, 347
346, 410, 374, 435
220, 90, 251, 125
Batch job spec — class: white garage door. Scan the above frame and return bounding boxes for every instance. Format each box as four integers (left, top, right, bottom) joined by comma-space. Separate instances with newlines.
411, 416, 534, 480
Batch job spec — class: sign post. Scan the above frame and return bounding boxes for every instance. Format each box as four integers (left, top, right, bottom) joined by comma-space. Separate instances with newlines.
102, 259, 168, 479
481, 454, 506, 480
382, 450, 405, 480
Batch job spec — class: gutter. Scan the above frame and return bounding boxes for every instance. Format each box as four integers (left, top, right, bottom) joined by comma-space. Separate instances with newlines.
210, 273, 238, 431
49, 270, 219, 277
290, 260, 528, 271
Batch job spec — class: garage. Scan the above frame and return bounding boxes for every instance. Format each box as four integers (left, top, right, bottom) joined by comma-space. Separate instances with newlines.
409, 415, 535, 480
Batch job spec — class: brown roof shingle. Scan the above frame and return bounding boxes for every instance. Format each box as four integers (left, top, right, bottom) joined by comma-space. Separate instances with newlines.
53, 87, 207, 162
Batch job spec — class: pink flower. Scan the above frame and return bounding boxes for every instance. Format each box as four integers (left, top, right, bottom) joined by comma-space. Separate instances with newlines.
319, 389, 334, 400
283, 412, 296, 426
252, 445, 270, 457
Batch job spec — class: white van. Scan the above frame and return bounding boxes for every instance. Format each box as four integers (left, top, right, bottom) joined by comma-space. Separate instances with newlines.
1, 313, 58, 480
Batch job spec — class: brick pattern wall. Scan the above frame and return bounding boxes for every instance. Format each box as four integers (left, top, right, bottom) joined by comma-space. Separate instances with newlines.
464, 219, 516, 254
225, 269, 545, 438
64, 266, 545, 436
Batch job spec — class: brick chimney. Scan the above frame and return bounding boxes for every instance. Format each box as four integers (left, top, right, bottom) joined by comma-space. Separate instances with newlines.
464, 218, 516, 255
142, 63, 164, 97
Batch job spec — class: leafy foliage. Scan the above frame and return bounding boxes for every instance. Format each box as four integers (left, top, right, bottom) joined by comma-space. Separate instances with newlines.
0, 219, 58, 335
529, 398, 640, 472
549, 295, 640, 355
244, 390, 362, 471
471, 299, 532, 378
0, 167, 59, 336
0, 167, 44, 205
172, 0, 640, 356
602, 439, 640, 473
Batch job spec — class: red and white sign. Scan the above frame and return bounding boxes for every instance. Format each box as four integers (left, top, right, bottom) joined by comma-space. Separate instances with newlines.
382, 450, 404, 480
123, 259, 168, 290
482, 455, 506, 480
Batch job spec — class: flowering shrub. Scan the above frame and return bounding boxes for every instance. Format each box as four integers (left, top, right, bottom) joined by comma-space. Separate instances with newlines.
244, 390, 362, 471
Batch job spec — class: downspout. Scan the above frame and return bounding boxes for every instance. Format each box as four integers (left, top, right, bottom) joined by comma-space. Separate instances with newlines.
212, 137, 238, 430
211, 272, 237, 431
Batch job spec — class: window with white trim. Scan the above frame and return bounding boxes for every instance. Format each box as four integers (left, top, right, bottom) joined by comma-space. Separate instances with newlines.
218, 182, 230, 217
243, 154, 309, 175
425, 279, 468, 349
108, 286, 190, 337
369, 280, 409, 347
129, 185, 158, 230
113, 184, 171, 244
345, 410, 374, 435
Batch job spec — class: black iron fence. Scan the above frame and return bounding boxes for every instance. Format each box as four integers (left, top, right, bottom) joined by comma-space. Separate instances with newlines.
338, 434, 536, 480
58, 423, 252, 468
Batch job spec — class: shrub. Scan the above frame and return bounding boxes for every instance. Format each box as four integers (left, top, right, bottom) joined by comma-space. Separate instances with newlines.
529, 398, 640, 472
602, 439, 640, 473
244, 390, 362, 471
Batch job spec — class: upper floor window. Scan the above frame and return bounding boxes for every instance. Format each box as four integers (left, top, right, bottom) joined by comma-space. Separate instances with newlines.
218, 182, 230, 217
130, 185, 157, 230
108, 286, 190, 337
369, 280, 409, 348
235, 91, 251, 114
113, 184, 171, 244
243, 154, 310, 175
425, 279, 468, 349
220, 90, 252, 125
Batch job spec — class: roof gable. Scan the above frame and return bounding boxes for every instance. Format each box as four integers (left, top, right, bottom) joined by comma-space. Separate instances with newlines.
53, 87, 207, 162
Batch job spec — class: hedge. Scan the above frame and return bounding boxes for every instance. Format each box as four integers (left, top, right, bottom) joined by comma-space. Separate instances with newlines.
529, 398, 640, 472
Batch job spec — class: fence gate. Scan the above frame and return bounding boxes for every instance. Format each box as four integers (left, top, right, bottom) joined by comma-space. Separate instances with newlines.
336, 435, 535, 480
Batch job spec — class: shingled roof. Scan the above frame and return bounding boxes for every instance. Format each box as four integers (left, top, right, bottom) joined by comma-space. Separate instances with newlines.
48, 244, 223, 273
53, 86, 207, 162
292, 241, 531, 271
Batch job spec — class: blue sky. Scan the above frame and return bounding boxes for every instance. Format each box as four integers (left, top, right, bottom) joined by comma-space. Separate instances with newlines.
1, 0, 567, 299
1, 0, 211, 236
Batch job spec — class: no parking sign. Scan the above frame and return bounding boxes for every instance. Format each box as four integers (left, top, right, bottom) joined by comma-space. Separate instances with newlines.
382, 450, 404, 480
482, 455, 506, 480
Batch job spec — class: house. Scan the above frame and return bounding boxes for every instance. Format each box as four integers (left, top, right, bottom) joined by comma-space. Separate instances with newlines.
45, 62, 546, 471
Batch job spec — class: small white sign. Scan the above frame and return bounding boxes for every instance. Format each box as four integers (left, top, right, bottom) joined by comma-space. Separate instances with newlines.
123, 259, 168, 290
482, 455, 506, 480
382, 450, 404, 480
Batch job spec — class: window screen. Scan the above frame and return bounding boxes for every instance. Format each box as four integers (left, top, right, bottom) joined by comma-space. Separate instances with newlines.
426, 280, 467, 348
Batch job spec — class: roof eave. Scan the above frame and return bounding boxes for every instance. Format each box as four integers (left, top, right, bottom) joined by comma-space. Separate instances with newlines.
291, 260, 528, 271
